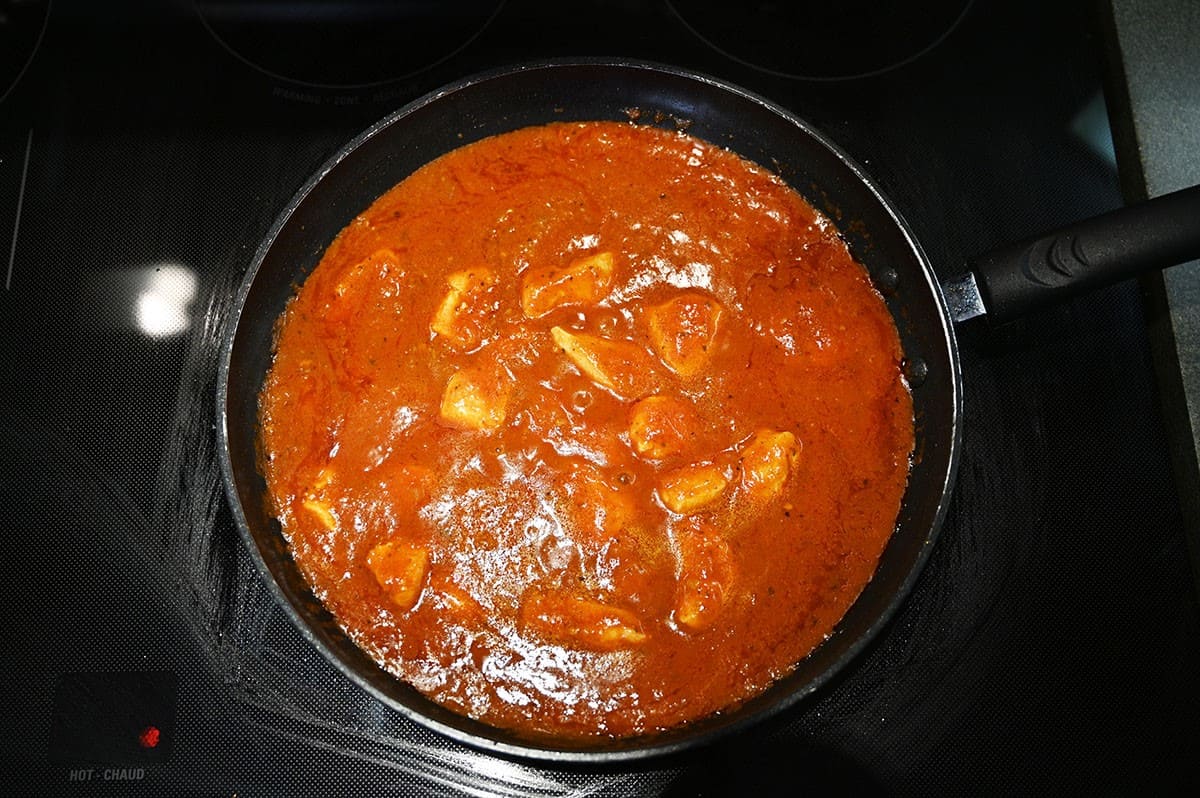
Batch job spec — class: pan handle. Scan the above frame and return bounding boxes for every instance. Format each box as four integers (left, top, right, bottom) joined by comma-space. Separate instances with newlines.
947, 184, 1200, 325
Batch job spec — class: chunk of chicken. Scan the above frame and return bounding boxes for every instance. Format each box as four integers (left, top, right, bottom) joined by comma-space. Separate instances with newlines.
550, 326, 658, 400
739, 429, 800, 500
366, 540, 430, 612
519, 590, 646, 650
326, 249, 401, 327
433, 581, 485, 623
657, 463, 729, 514
430, 268, 497, 350
334, 248, 397, 296
438, 369, 510, 430
674, 520, 736, 632
646, 292, 725, 377
560, 462, 637, 544
628, 395, 699, 460
521, 251, 615, 318
300, 467, 338, 529
301, 498, 338, 531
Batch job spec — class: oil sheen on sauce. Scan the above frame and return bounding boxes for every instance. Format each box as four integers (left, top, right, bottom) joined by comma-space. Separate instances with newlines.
258, 120, 914, 740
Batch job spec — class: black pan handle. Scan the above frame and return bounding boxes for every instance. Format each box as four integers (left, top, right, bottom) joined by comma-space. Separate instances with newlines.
954, 184, 1200, 325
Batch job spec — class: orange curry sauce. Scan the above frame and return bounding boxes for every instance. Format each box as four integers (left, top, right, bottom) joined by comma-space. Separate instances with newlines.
259, 121, 914, 739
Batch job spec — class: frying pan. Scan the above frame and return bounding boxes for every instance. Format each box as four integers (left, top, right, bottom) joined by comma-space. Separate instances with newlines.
216, 60, 1200, 762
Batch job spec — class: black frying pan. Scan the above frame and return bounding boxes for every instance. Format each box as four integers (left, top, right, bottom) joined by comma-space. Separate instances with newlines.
216, 60, 1200, 762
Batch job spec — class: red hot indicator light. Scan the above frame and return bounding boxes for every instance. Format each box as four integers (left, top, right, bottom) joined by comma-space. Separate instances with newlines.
138, 725, 161, 749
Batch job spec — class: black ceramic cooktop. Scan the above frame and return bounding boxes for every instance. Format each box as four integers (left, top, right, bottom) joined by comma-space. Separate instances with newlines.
2, 0, 1198, 795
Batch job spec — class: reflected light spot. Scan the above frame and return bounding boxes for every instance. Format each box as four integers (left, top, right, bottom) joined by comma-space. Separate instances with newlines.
136, 264, 198, 337
1070, 90, 1118, 169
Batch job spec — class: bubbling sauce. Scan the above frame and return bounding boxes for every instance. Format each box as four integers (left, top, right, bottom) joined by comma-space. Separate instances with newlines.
258, 120, 913, 739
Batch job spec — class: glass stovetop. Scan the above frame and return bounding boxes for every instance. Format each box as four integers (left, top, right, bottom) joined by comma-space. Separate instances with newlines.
1, 0, 1197, 794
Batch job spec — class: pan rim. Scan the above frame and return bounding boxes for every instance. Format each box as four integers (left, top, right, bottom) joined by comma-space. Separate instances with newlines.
215, 56, 964, 764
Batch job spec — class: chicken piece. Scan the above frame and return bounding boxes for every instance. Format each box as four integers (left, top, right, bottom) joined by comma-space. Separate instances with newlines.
657, 463, 728, 514
646, 292, 725, 377
521, 251, 615, 318
327, 249, 400, 326
433, 580, 486, 623
334, 248, 397, 297
739, 429, 800, 500
301, 499, 338, 531
300, 467, 338, 530
519, 590, 646, 650
430, 268, 497, 349
550, 326, 658, 400
438, 369, 511, 431
628, 395, 699, 460
561, 462, 636, 544
366, 540, 430, 612
309, 466, 335, 492
674, 519, 736, 632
